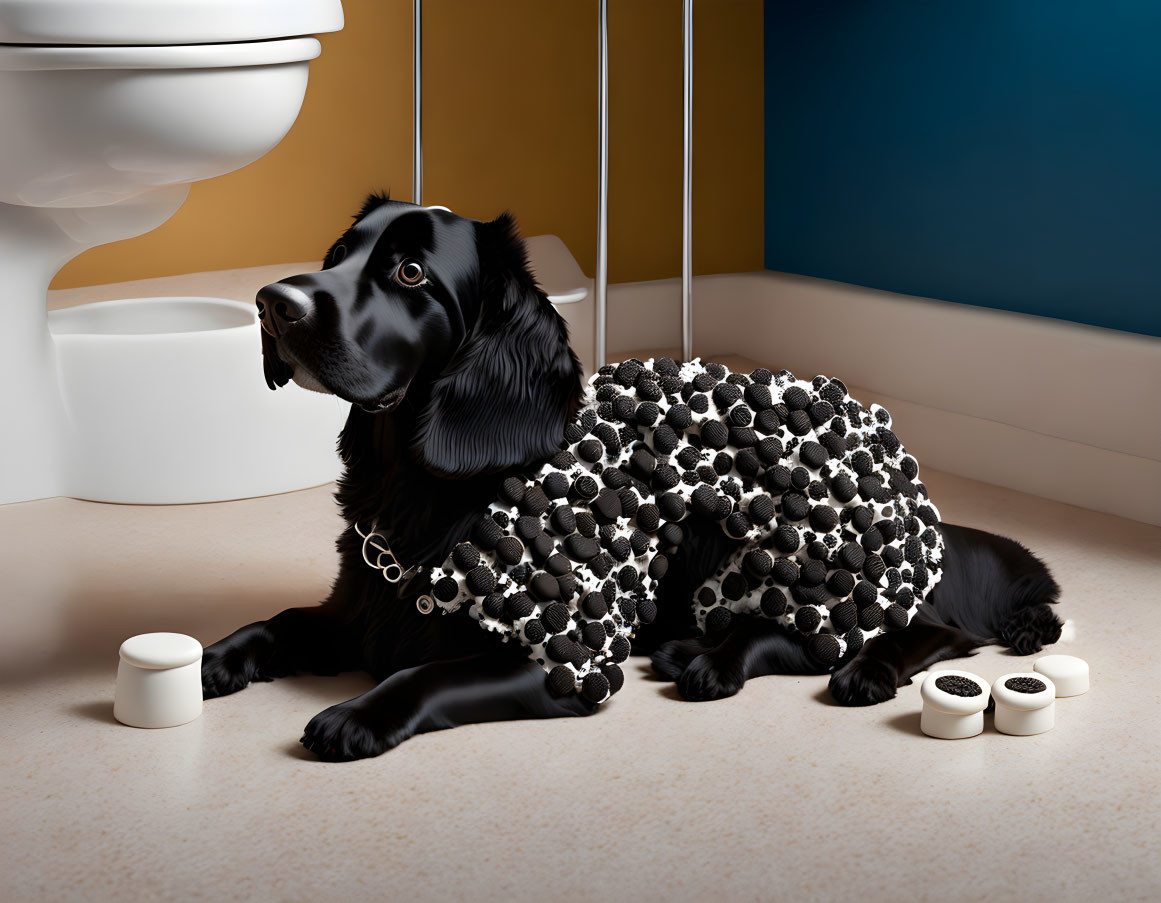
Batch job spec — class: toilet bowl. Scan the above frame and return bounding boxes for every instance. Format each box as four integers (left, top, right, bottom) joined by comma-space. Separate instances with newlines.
0, 0, 347, 504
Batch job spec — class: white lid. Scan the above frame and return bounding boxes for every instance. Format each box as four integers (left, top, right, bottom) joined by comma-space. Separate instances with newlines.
0, 0, 343, 46
119, 632, 203, 670
1034, 654, 1090, 697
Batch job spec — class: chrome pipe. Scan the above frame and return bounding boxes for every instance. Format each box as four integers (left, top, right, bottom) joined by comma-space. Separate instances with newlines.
595, 0, 609, 369
412, 0, 423, 205
682, 0, 693, 362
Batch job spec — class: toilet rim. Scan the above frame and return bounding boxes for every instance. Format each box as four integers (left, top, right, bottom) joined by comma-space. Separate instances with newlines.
0, 36, 321, 71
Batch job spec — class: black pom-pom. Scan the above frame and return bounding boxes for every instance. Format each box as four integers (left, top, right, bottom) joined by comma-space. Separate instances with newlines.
808, 505, 839, 533
600, 662, 624, 695
863, 553, 886, 583
760, 587, 787, 617
808, 401, 835, 427
529, 571, 561, 602
499, 477, 526, 506
744, 384, 773, 411
794, 605, 822, 632
543, 471, 571, 500
549, 506, 576, 537
617, 565, 640, 591
713, 382, 742, 408
633, 503, 659, 533
756, 437, 783, 465
728, 405, 753, 428
637, 599, 658, 624
548, 665, 576, 696
830, 474, 858, 503
883, 603, 909, 629
895, 586, 915, 609
506, 592, 535, 620
713, 452, 734, 475
772, 558, 800, 585
563, 533, 600, 562
607, 537, 631, 563
601, 467, 629, 490
482, 592, 505, 619
704, 606, 733, 634
657, 492, 686, 522
473, 516, 503, 550
691, 485, 721, 519
826, 569, 855, 598
593, 487, 623, 523
838, 541, 866, 572
651, 464, 680, 492
765, 465, 792, 493
577, 438, 603, 463
515, 515, 540, 541
852, 581, 878, 608
573, 475, 599, 501
852, 506, 874, 534
542, 602, 572, 634
609, 635, 631, 662
750, 367, 773, 385
520, 486, 549, 517
857, 604, 884, 630
743, 549, 774, 578
783, 386, 810, 411
635, 400, 660, 425
771, 524, 800, 553
843, 627, 864, 657
808, 540, 830, 560
612, 395, 637, 422
545, 553, 572, 577
900, 455, 919, 480
653, 424, 679, 454
629, 529, 650, 556
452, 542, 481, 572
729, 426, 758, 448
666, 404, 693, 431
829, 599, 857, 632
790, 467, 810, 491
808, 633, 841, 665
432, 576, 460, 603
755, 409, 781, 435
799, 441, 828, 470
747, 495, 775, 526
785, 410, 812, 436
700, 420, 729, 450
659, 522, 684, 547
523, 618, 547, 644
781, 492, 809, 521
579, 590, 607, 620
648, 554, 669, 580
580, 671, 610, 702
797, 559, 825, 587
615, 359, 643, 387
724, 511, 750, 538
860, 526, 884, 552
581, 621, 608, 652
564, 422, 586, 444
466, 565, 497, 596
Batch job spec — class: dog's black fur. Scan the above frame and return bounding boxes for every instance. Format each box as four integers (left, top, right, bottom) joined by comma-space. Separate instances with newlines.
203, 197, 1063, 760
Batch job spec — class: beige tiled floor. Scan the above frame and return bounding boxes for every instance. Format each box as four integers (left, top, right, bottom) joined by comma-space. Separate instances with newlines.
2, 463, 1160, 902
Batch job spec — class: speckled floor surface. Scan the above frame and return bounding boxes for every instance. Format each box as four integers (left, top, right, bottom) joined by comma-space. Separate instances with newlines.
2, 461, 1159, 903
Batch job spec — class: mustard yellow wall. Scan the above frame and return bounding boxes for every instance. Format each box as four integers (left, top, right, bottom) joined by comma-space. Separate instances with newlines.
53, 0, 763, 290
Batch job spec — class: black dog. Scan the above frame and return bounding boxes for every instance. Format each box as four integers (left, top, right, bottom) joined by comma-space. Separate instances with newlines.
202, 196, 1063, 760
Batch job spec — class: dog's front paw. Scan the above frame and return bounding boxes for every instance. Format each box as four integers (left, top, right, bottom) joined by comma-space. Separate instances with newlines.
676, 653, 746, 702
201, 644, 261, 699
828, 657, 899, 707
651, 636, 714, 682
301, 701, 413, 762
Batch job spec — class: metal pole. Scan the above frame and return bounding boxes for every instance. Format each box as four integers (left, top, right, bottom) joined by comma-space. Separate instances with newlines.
595, 0, 609, 369
682, 0, 693, 362
412, 0, 422, 205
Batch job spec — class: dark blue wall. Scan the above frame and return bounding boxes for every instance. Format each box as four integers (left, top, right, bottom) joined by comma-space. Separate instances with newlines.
764, 0, 1161, 336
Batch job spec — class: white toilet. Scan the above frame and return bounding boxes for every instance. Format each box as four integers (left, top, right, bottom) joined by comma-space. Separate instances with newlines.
0, 0, 349, 504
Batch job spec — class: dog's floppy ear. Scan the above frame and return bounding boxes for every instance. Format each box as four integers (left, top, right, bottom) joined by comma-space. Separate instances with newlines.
411, 213, 582, 477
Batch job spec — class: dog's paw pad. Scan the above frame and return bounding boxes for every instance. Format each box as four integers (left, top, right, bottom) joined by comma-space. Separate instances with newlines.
828, 657, 899, 707
201, 649, 255, 699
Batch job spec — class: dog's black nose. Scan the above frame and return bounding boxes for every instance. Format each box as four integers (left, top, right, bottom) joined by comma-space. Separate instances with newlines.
256, 283, 312, 336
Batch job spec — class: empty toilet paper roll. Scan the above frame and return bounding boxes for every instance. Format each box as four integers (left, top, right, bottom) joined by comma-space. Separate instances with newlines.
1034, 654, 1089, 697
114, 633, 203, 729
920, 670, 990, 739
992, 673, 1056, 736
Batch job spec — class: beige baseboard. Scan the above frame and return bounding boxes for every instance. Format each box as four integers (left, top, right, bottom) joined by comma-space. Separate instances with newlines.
595, 271, 1161, 526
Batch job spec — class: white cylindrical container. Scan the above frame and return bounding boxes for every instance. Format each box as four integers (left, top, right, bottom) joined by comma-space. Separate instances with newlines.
1033, 654, 1090, 697
920, 670, 990, 739
114, 632, 203, 729
992, 673, 1056, 736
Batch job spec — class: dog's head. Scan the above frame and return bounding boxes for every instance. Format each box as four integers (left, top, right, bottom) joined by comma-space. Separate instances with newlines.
257, 195, 582, 477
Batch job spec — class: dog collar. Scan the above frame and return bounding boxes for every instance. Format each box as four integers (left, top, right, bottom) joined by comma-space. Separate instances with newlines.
354, 521, 435, 614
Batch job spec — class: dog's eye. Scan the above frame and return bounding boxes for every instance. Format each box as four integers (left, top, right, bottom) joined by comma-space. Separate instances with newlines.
396, 260, 426, 286
329, 243, 347, 265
